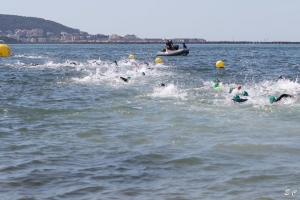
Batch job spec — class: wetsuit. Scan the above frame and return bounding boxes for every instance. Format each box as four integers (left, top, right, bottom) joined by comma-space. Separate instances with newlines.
274, 94, 292, 102
182, 43, 187, 49
110, 61, 118, 66
120, 77, 129, 82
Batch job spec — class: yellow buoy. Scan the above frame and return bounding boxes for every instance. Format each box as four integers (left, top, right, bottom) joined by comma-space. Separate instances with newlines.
129, 54, 134, 59
0, 44, 10, 57
155, 57, 162, 63
216, 60, 224, 68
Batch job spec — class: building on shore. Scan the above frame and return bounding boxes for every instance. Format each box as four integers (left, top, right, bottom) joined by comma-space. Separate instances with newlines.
173, 38, 206, 43
124, 34, 138, 40
109, 34, 121, 40
142, 38, 164, 43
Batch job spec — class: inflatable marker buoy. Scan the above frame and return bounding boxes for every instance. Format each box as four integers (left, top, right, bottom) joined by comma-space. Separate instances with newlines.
0, 44, 10, 57
216, 60, 224, 68
129, 54, 134, 59
155, 57, 162, 63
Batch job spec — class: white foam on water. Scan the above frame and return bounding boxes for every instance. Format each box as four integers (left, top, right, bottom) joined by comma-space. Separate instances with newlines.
200, 79, 299, 109
151, 83, 187, 99
72, 58, 173, 85
13, 54, 47, 59
5, 60, 26, 67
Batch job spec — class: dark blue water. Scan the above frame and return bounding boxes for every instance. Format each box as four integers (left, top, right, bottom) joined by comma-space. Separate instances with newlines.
1, 44, 300, 199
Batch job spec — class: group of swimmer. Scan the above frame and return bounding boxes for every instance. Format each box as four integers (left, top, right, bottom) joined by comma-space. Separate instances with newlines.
109, 60, 156, 83
66, 58, 298, 104
213, 77, 298, 104
113, 60, 167, 87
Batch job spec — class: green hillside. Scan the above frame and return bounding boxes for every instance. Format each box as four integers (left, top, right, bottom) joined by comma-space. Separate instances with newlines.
0, 14, 81, 36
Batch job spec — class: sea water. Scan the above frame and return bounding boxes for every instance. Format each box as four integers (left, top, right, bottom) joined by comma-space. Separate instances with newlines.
0, 44, 300, 199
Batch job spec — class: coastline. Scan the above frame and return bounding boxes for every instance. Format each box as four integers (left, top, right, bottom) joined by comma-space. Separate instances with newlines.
6, 41, 300, 44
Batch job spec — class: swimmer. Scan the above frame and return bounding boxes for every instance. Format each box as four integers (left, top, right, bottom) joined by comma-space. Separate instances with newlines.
232, 95, 248, 103
277, 75, 284, 81
276, 75, 290, 81
115, 76, 131, 82
214, 83, 221, 89
159, 83, 165, 87
67, 60, 77, 65
140, 62, 149, 66
134, 63, 140, 69
213, 78, 221, 83
91, 60, 100, 65
213, 78, 222, 88
269, 94, 297, 103
142, 72, 145, 76
109, 60, 118, 66
241, 91, 249, 96
229, 85, 241, 93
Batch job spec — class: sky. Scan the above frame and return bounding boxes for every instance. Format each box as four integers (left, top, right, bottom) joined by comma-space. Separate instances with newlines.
1, 0, 300, 41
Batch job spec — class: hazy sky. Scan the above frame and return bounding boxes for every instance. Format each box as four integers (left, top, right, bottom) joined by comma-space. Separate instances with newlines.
2, 0, 300, 41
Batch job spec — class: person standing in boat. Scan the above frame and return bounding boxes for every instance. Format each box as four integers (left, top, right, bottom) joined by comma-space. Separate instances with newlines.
165, 40, 171, 50
182, 42, 187, 49
170, 40, 174, 48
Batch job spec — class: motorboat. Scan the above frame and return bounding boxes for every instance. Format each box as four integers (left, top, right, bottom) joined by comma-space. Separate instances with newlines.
156, 43, 189, 56
156, 48, 189, 56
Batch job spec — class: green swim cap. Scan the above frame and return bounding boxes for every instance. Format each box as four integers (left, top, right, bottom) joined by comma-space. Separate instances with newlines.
242, 91, 248, 96
233, 95, 240, 99
214, 83, 220, 88
142, 72, 145, 75
213, 78, 217, 83
269, 96, 276, 103
127, 76, 131, 80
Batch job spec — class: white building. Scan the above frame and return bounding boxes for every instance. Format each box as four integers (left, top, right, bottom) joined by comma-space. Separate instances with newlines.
6, 34, 19, 40
29, 38, 37, 43
124, 34, 138, 40
38, 38, 49, 43
109, 34, 121, 40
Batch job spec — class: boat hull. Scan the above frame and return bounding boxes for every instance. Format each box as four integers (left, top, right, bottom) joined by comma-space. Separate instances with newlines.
156, 49, 189, 56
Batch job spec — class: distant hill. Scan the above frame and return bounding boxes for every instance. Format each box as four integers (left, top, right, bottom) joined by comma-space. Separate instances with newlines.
0, 14, 81, 36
